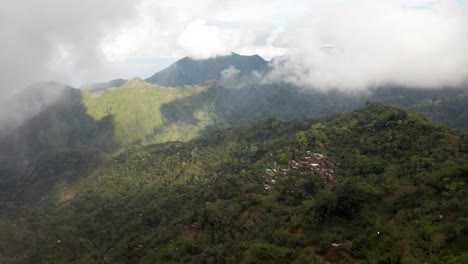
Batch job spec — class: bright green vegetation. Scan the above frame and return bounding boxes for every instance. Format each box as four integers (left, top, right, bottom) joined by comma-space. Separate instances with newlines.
82, 78, 225, 147
81, 79, 360, 151
81, 80, 468, 158
2, 78, 466, 189
3, 102, 467, 263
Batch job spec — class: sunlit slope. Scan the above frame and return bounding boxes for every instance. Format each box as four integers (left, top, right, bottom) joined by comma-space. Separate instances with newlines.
82, 78, 228, 147
82, 78, 361, 149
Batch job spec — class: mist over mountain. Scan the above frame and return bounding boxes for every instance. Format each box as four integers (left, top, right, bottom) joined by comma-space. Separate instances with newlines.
0, 84, 117, 187
1, 52, 467, 181
1, 1, 468, 263
0, 54, 467, 264
2, 60, 464, 199
2, 51, 467, 146
0, 81, 75, 137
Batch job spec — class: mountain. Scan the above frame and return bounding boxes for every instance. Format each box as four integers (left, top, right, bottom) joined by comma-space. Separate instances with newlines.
1, 103, 466, 263
1, 52, 468, 263
0, 78, 362, 197
145, 52, 269, 87
80, 80, 468, 149
2, 57, 468, 182
0, 82, 118, 191
0, 81, 75, 137
3, 77, 468, 190
82, 79, 363, 148
370, 86, 468, 131
143, 52, 468, 131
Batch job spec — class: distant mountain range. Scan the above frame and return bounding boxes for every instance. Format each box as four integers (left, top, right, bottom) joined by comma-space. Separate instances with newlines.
0, 78, 361, 183
0, 52, 467, 189
0, 53, 467, 263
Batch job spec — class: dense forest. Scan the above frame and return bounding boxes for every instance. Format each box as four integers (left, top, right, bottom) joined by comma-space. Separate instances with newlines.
1, 102, 467, 263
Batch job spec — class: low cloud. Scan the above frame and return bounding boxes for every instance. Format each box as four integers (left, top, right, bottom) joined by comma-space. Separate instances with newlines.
0, 0, 284, 96
267, 1, 468, 92
220, 66, 241, 80
219, 66, 242, 88
0, 0, 142, 97
0, 0, 145, 135
177, 20, 257, 59
1, 0, 467, 126
0, 81, 72, 137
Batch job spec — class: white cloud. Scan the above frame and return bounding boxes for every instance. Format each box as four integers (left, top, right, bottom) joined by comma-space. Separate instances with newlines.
178, 20, 234, 59
1, 0, 467, 132
0, 0, 143, 95
1, 0, 467, 96
97, 0, 296, 66
267, 0, 468, 91
220, 66, 241, 80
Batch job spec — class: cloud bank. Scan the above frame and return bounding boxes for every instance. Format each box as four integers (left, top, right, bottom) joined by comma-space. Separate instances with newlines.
178, 20, 256, 59
100, 0, 468, 92
1, 0, 467, 98
267, 1, 468, 91
0, 0, 142, 96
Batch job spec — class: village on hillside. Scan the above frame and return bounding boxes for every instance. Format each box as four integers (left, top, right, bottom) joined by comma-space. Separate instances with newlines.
263, 151, 338, 190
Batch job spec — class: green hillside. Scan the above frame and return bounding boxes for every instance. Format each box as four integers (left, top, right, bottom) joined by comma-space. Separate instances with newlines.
143, 53, 468, 132
0, 77, 359, 192
0, 84, 117, 192
2, 103, 467, 263
2, 78, 467, 198
81, 78, 360, 150
370, 86, 468, 131
82, 78, 225, 147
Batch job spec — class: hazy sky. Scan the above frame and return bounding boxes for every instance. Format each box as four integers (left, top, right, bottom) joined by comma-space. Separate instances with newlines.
1, 0, 467, 95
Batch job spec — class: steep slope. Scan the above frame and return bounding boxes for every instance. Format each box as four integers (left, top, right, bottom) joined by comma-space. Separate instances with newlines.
145, 52, 268, 87
4, 103, 466, 263
143, 52, 468, 131
3, 77, 467, 196
0, 82, 117, 194
82, 78, 228, 147
0, 78, 361, 197
82, 79, 361, 149
0, 81, 75, 137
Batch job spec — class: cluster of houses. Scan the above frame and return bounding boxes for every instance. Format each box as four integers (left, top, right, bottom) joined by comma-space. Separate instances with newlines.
263, 151, 338, 190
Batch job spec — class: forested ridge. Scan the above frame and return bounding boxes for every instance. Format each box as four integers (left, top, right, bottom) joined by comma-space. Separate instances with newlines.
1, 102, 466, 263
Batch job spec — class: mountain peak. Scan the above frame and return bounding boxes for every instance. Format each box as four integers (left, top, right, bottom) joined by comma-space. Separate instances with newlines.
145, 53, 269, 87
123, 77, 147, 87
230, 52, 241, 57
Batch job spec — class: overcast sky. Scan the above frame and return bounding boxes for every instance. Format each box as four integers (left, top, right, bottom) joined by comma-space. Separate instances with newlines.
0, 0, 467, 96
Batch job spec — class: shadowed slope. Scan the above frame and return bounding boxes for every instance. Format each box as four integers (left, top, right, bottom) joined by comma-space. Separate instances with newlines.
0, 83, 118, 201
